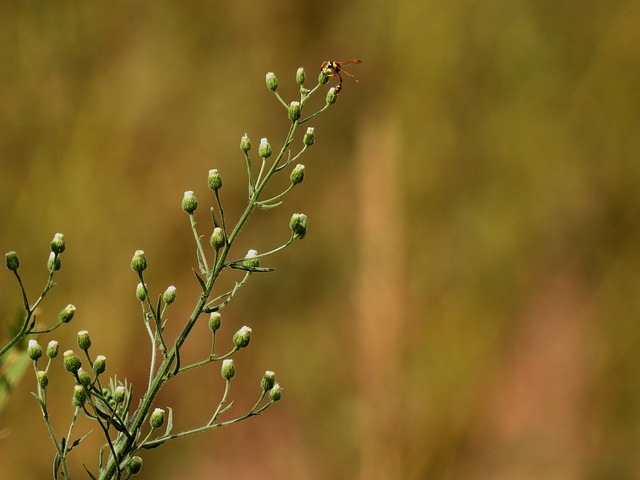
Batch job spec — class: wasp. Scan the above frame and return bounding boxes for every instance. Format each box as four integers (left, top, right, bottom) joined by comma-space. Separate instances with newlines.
320, 59, 362, 93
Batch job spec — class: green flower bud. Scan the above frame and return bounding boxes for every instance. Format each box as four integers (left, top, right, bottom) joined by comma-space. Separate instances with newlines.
50, 233, 66, 254
232, 326, 252, 349
72, 385, 87, 407
37, 370, 48, 389
27, 340, 43, 361
296, 67, 306, 85
290, 213, 308, 239
209, 312, 221, 333
131, 250, 147, 274
288, 101, 301, 122
5, 251, 19, 272
261, 370, 276, 391
136, 282, 147, 302
243, 249, 260, 269
47, 252, 61, 272
221, 359, 236, 380
182, 190, 198, 214
290, 164, 305, 186
127, 456, 143, 475
258, 138, 272, 159
269, 382, 282, 402
77, 368, 92, 388
240, 133, 251, 153
63, 350, 82, 374
59, 304, 76, 324
265, 72, 279, 91
47, 340, 59, 359
303, 127, 315, 147
163, 285, 177, 305
326, 87, 338, 105
114, 385, 126, 404
208, 169, 223, 191
318, 70, 330, 85
150, 408, 165, 428
77, 330, 91, 352
210, 227, 225, 251
93, 355, 106, 375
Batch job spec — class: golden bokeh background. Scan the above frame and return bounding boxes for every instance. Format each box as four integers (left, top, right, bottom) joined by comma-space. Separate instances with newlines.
2, 1, 640, 479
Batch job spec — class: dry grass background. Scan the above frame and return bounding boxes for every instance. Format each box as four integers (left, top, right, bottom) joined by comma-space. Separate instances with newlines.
1, 1, 640, 478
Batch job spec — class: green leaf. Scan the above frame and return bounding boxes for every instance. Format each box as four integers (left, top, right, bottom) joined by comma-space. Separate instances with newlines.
228, 264, 275, 273
256, 201, 283, 210
164, 407, 173, 436
83, 464, 98, 480
192, 269, 207, 291
67, 430, 93, 453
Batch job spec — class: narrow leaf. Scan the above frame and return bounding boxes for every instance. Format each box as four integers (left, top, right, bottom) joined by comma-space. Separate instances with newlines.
192, 269, 207, 291
165, 407, 174, 436
83, 464, 98, 480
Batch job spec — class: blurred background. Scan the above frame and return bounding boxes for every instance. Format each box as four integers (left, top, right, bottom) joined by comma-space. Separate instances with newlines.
1, 1, 640, 478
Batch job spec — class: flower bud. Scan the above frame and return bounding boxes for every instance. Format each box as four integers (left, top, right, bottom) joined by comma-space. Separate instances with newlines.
150, 408, 165, 428
59, 304, 76, 324
127, 456, 143, 475
47, 252, 61, 272
136, 282, 147, 302
131, 250, 147, 274
242, 249, 260, 269
258, 138, 272, 159
72, 385, 87, 407
232, 326, 252, 349
50, 233, 66, 254
265, 72, 279, 91
93, 355, 107, 375
181, 190, 198, 214
261, 370, 276, 391
296, 67, 306, 85
240, 133, 251, 153
326, 87, 338, 105
114, 385, 126, 404
209, 312, 221, 333
47, 340, 59, 359
163, 285, 177, 305
210, 227, 225, 251
290, 164, 305, 186
318, 70, 330, 85
288, 101, 301, 122
221, 359, 236, 380
269, 382, 282, 402
27, 340, 43, 361
303, 127, 315, 147
37, 370, 48, 389
208, 169, 223, 191
63, 350, 82, 374
290, 213, 308, 239
77, 330, 91, 352
77, 368, 92, 388
5, 251, 19, 272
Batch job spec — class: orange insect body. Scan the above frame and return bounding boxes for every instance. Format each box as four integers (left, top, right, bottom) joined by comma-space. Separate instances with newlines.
320, 60, 361, 92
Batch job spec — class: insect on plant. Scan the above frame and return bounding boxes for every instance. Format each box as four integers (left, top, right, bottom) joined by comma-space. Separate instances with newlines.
320, 60, 362, 93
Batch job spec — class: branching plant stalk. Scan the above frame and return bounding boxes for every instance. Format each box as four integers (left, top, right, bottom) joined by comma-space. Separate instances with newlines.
99, 96, 308, 480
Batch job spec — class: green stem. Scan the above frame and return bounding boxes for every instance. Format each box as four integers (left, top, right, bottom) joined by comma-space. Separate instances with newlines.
99, 77, 324, 479
0, 267, 57, 359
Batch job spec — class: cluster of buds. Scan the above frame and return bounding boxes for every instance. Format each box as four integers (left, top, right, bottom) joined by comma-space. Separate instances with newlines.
5, 233, 68, 273
261, 371, 282, 402
46, 233, 66, 272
